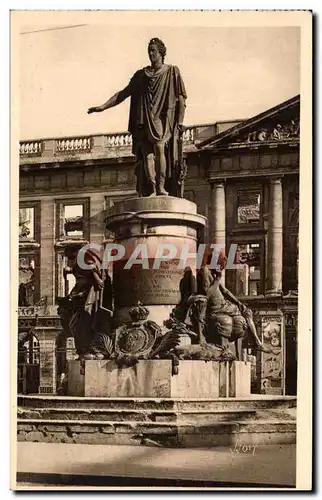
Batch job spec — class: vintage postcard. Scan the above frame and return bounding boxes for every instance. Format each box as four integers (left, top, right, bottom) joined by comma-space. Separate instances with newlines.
10, 10, 312, 491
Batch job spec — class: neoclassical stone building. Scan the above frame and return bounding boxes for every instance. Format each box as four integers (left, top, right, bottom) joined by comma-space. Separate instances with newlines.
18, 94, 299, 396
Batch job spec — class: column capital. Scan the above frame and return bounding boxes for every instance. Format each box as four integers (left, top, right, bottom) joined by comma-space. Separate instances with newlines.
269, 176, 284, 185
208, 177, 226, 186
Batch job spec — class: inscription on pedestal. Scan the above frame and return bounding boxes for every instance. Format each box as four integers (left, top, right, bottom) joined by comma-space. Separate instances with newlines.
114, 259, 183, 306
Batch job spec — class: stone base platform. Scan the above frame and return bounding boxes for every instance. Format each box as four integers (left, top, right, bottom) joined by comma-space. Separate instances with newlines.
17, 395, 296, 447
67, 360, 251, 398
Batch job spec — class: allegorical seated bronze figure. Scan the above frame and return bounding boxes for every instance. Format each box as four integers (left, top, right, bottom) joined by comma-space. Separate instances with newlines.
171, 263, 272, 360
57, 245, 113, 361
88, 37, 187, 198
198, 264, 272, 359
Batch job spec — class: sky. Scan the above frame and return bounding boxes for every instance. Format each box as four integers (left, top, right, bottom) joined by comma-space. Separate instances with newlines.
19, 23, 300, 140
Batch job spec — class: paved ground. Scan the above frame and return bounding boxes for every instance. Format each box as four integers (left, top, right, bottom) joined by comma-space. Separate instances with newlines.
14, 442, 296, 489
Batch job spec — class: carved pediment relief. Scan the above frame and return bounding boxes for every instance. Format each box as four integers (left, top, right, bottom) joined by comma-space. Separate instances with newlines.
197, 95, 300, 150
235, 118, 300, 144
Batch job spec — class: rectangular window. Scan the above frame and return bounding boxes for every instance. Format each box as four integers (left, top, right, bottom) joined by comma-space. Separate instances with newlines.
19, 207, 34, 239
18, 202, 41, 306
19, 201, 40, 242
64, 204, 84, 237
18, 254, 40, 306
235, 242, 262, 296
55, 198, 89, 241
237, 190, 261, 225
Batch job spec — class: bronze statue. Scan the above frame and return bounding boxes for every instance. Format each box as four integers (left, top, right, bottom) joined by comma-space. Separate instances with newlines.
58, 245, 113, 359
177, 267, 209, 345
197, 265, 271, 358
169, 267, 207, 345
88, 38, 187, 198
174, 266, 197, 321
170, 264, 272, 359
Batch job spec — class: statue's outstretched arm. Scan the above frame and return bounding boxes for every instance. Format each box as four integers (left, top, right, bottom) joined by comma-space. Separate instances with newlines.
219, 283, 244, 309
88, 85, 131, 114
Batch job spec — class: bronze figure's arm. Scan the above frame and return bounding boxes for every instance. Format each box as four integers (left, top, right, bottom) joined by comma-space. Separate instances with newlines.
177, 95, 186, 128
87, 85, 131, 114
219, 283, 245, 312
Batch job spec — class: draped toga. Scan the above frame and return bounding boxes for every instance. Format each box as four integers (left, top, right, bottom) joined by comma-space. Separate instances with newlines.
127, 64, 187, 196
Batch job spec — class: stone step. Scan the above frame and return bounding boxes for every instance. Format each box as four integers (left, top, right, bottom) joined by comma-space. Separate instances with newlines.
17, 407, 257, 424
18, 395, 297, 412
17, 418, 296, 447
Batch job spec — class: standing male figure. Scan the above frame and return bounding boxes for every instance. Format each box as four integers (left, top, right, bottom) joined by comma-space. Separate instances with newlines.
88, 38, 187, 197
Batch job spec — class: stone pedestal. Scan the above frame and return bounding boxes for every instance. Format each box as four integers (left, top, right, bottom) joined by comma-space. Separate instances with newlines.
67, 360, 251, 398
105, 196, 206, 327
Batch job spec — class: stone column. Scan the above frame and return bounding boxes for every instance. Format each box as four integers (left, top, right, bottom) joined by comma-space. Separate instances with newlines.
40, 199, 55, 304
266, 178, 283, 294
210, 181, 226, 282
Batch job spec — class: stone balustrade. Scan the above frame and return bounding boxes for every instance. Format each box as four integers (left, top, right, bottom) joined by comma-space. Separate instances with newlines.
56, 137, 92, 152
106, 133, 133, 147
20, 141, 42, 156
19, 125, 200, 161
183, 127, 194, 142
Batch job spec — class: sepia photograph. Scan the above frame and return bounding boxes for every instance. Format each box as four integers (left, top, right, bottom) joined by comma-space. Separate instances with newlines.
11, 10, 312, 490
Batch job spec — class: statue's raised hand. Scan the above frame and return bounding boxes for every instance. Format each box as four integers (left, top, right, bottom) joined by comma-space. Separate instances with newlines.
87, 106, 100, 114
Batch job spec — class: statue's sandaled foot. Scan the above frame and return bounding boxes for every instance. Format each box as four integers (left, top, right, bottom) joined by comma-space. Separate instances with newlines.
157, 188, 168, 196
148, 192, 156, 197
